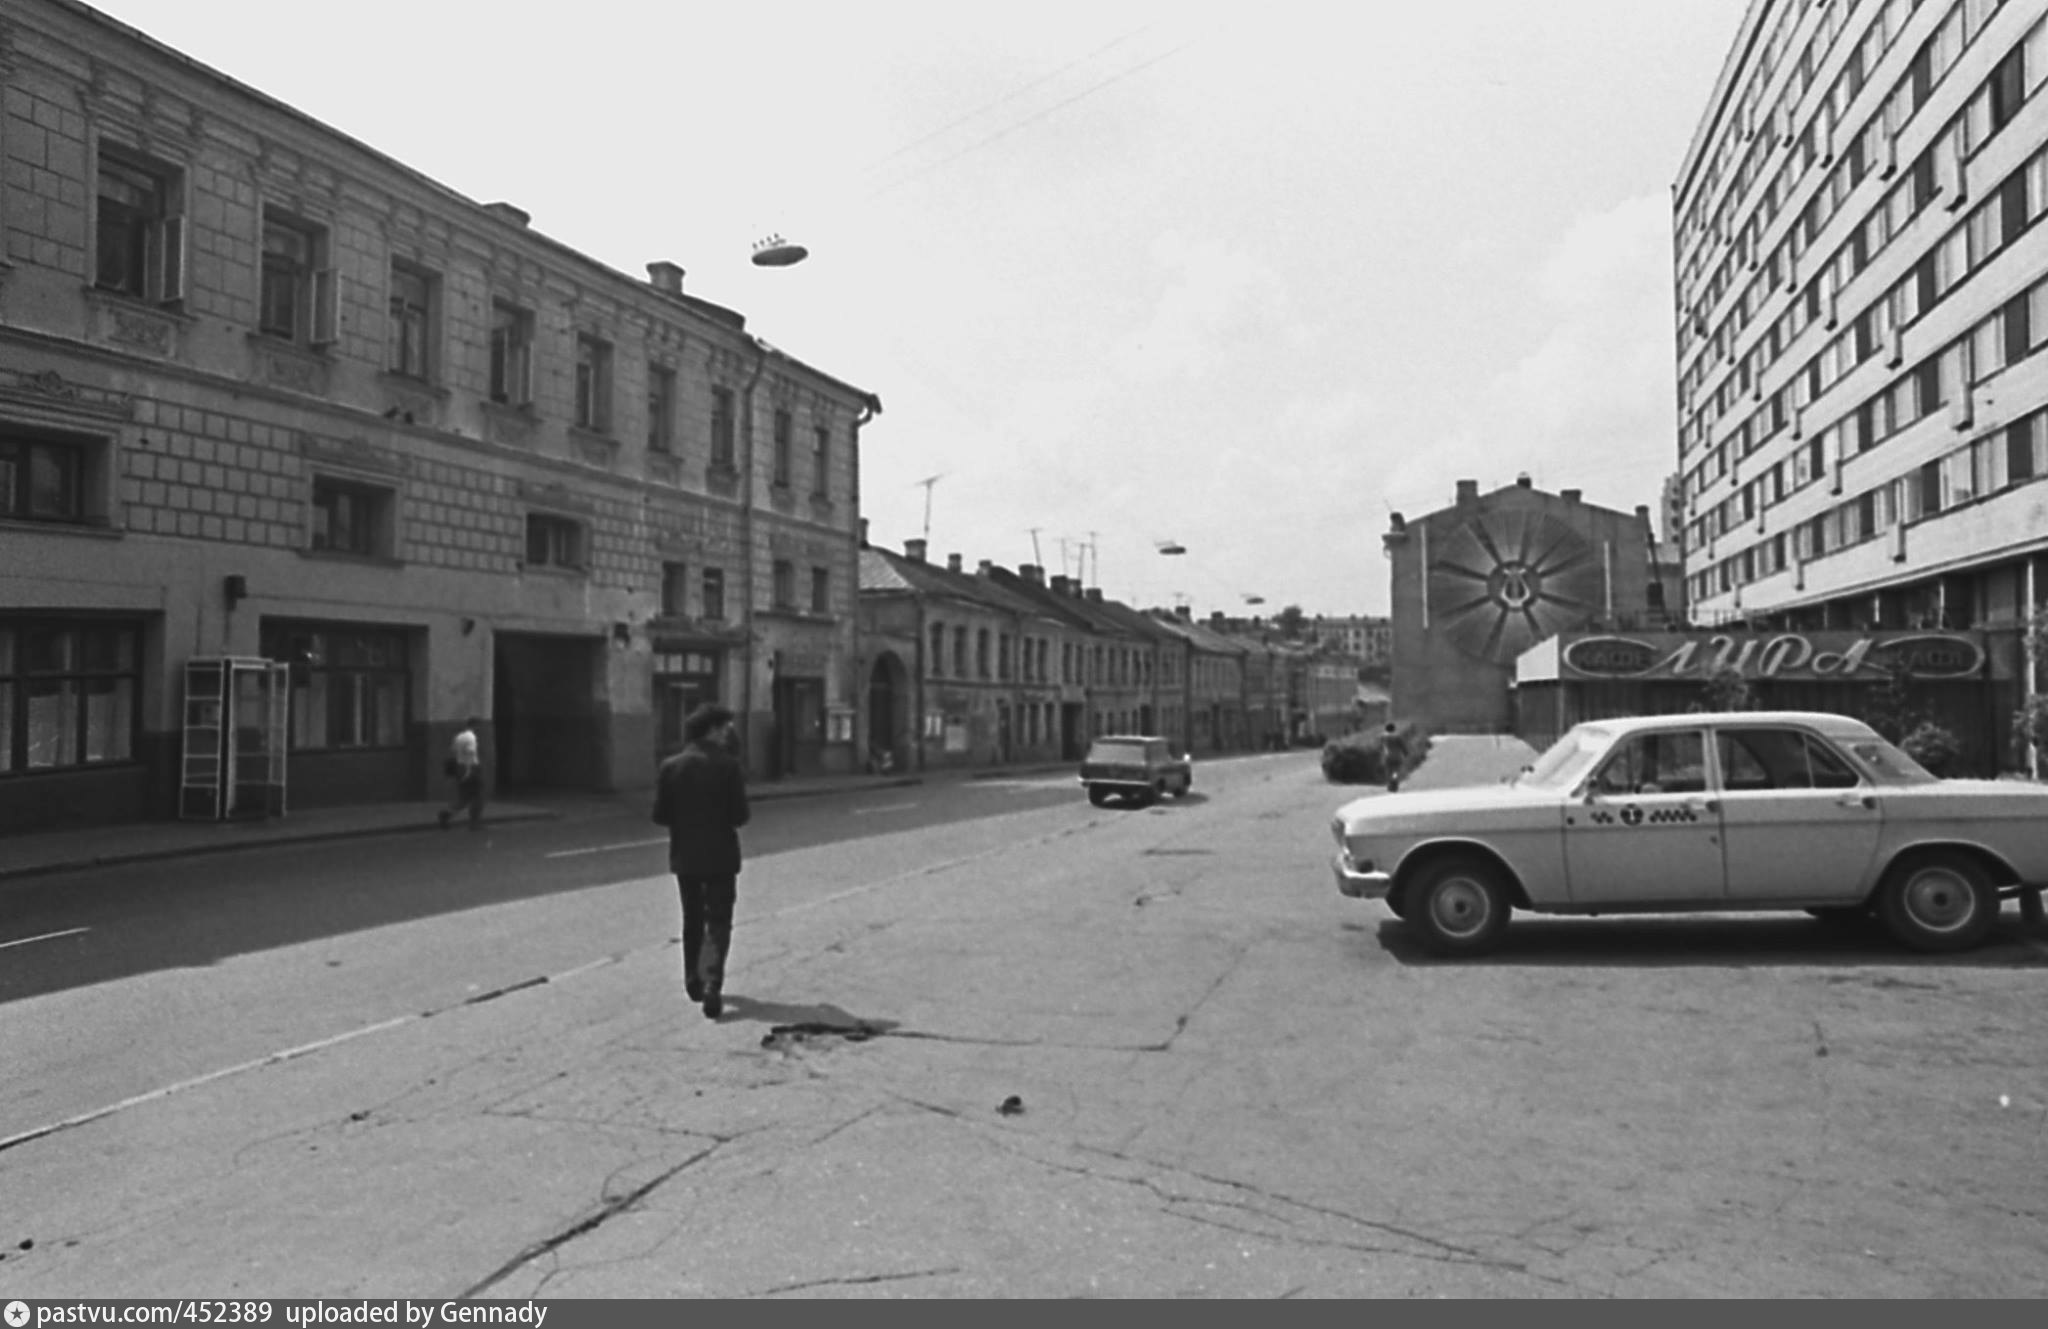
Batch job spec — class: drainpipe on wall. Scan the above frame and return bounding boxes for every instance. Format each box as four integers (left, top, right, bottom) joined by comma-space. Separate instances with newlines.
740, 337, 770, 775
2028, 557, 2040, 780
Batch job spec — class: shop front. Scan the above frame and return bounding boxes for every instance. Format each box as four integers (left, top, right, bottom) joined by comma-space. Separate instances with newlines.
1514, 629, 2000, 774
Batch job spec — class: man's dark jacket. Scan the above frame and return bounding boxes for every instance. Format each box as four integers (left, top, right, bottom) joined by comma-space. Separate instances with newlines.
652, 742, 751, 876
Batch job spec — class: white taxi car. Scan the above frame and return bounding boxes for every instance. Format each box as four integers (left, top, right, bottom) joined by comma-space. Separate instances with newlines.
1331, 711, 2048, 956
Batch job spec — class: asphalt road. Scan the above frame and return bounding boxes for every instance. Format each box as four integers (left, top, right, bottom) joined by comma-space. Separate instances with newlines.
4, 749, 2047, 1297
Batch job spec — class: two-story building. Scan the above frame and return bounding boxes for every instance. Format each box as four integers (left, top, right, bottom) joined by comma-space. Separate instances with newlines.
0, 0, 877, 830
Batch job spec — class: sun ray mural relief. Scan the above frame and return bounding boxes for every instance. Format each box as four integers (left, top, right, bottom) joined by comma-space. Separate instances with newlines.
1428, 509, 1604, 665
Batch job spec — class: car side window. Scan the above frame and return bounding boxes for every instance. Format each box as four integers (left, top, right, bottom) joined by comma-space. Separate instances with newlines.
1719, 728, 1802, 790
1805, 736, 1861, 789
1591, 731, 1706, 795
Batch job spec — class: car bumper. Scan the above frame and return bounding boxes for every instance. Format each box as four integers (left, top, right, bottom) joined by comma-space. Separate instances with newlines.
1080, 778, 1154, 792
1332, 852, 1392, 900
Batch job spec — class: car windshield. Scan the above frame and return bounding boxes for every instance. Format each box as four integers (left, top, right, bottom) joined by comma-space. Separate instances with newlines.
1085, 740, 1148, 763
1517, 725, 1613, 790
1843, 736, 1940, 785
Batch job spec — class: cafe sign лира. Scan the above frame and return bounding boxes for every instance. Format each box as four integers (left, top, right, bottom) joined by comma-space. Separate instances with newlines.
1552, 631, 1986, 682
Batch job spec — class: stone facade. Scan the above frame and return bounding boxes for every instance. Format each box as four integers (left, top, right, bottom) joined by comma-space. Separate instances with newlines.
0, 1, 877, 830
1384, 478, 1666, 734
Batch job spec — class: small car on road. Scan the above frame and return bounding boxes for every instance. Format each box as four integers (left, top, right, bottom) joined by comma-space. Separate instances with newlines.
1080, 735, 1192, 807
1331, 710, 2048, 956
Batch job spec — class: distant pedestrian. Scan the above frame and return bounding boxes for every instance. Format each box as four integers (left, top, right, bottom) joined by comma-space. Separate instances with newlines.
652, 703, 751, 1020
439, 716, 484, 830
1382, 720, 1406, 794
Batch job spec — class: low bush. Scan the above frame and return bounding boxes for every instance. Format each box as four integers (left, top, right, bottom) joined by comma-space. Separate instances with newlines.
1899, 719, 1962, 777
1322, 722, 1432, 785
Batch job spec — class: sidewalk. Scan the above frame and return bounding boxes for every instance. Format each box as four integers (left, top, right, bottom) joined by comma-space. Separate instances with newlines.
0, 761, 1082, 885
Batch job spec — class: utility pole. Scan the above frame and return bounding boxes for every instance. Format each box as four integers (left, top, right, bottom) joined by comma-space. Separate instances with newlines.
1028, 527, 1043, 567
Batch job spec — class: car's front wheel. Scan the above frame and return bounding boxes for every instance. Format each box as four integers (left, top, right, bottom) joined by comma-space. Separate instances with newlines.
1086, 786, 1111, 808
1875, 851, 2000, 953
1407, 855, 1512, 958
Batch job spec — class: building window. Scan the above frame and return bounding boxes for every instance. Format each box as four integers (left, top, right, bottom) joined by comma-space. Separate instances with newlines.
811, 426, 830, 498
660, 561, 689, 616
523, 513, 584, 570
654, 649, 722, 755
0, 619, 140, 774
94, 147, 183, 304
648, 365, 676, 453
929, 622, 945, 677
259, 210, 333, 345
263, 624, 406, 753
977, 628, 991, 679
810, 565, 829, 614
488, 302, 534, 406
574, 334, 613, 433
772, 409, 793, 487
387, 263, 435, 380
0, 429, 98, 525
710, 387, 736, 468
772, 558, 796, 609
701, 568, 726, 621
954, 626, 968, 677
310, 476, 395, 557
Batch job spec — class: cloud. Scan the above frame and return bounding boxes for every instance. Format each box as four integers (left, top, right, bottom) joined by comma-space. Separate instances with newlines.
1108, 231, 1286, 382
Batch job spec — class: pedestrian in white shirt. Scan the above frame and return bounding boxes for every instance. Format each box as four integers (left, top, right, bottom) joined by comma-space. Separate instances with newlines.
439, 716, 484, 830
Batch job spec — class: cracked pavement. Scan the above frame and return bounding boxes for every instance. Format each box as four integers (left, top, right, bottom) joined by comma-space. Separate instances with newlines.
4, 748, 2047, 1296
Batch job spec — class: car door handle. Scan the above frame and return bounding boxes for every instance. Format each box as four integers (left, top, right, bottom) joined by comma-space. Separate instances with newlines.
1686, 798, 1719, 815
1837, 793, 1876, 810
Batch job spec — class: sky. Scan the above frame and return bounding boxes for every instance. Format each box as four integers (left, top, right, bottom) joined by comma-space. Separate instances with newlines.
91, 0, 1752, 618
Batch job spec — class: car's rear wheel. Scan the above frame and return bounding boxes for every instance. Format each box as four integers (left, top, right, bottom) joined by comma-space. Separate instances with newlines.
1086, 786, 1110, 808
1407, 855, 1511, 958
1875, 851, 1999, 953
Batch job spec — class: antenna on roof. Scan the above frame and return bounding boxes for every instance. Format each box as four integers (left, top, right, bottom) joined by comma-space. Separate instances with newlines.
914, 474, 944, 540
1027, 527, 1043, 566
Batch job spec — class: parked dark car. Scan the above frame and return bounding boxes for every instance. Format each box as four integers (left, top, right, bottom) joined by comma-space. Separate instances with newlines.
1080, 735, 1192, 807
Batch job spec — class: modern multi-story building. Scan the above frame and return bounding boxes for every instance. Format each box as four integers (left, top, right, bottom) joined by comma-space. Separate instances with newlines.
0, 0, 878, 831
1309, 614, 1392, 671
1675, 0, 2048, 751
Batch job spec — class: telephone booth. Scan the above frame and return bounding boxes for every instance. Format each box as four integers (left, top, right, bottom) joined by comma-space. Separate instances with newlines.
180, 656, 289, 820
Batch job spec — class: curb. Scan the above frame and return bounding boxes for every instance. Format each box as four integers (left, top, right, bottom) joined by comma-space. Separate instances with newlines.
0, 809, 562, 885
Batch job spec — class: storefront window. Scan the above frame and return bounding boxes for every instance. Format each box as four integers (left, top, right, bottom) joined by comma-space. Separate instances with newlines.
263, 623, 408, 751
0, 619, 139, 774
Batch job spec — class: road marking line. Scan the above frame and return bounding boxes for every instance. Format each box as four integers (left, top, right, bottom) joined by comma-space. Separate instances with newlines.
851, 802, 920, 815
0, 1014, 416, 1156
0, 927, 89, 952
546, 837, 667, 859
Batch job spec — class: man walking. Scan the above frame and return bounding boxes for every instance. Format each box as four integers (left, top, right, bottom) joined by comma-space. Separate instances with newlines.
652, 704, 750, 1019
440, 716, 485, 830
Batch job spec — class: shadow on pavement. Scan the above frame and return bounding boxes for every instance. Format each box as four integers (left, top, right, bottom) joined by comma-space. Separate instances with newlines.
1363, 913, 2048, 969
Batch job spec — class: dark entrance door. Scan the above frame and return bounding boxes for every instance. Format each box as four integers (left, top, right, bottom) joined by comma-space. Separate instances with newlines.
1061, 702, 1085, 760
493, 633, 604, 791
771, 675, 825, 779
867, 654, 904, 769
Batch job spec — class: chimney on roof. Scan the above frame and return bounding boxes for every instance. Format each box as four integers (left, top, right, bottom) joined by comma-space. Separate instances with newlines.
1455, 479, 1479, 505
1020, 564, 1045, 585
978, 559, 994, 576
858, 518, 870, 547
904, 538, 927, 562
1210, 611, 1226, 627
1085, 588, 1103, 603
1175, 605, 1192, 621
1635, 504, 1652, 527
1051, 575, 1070, 595
1517, 472, 1533, 487
484, 201, 531, 228
1562, 488, 1582, 504
646, 260, 685, 295
947, 553, 963, 573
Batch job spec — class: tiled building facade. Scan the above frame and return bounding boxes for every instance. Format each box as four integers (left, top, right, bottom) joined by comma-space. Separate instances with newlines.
0, 1, 877, 831
1676, 0, 2048, 759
